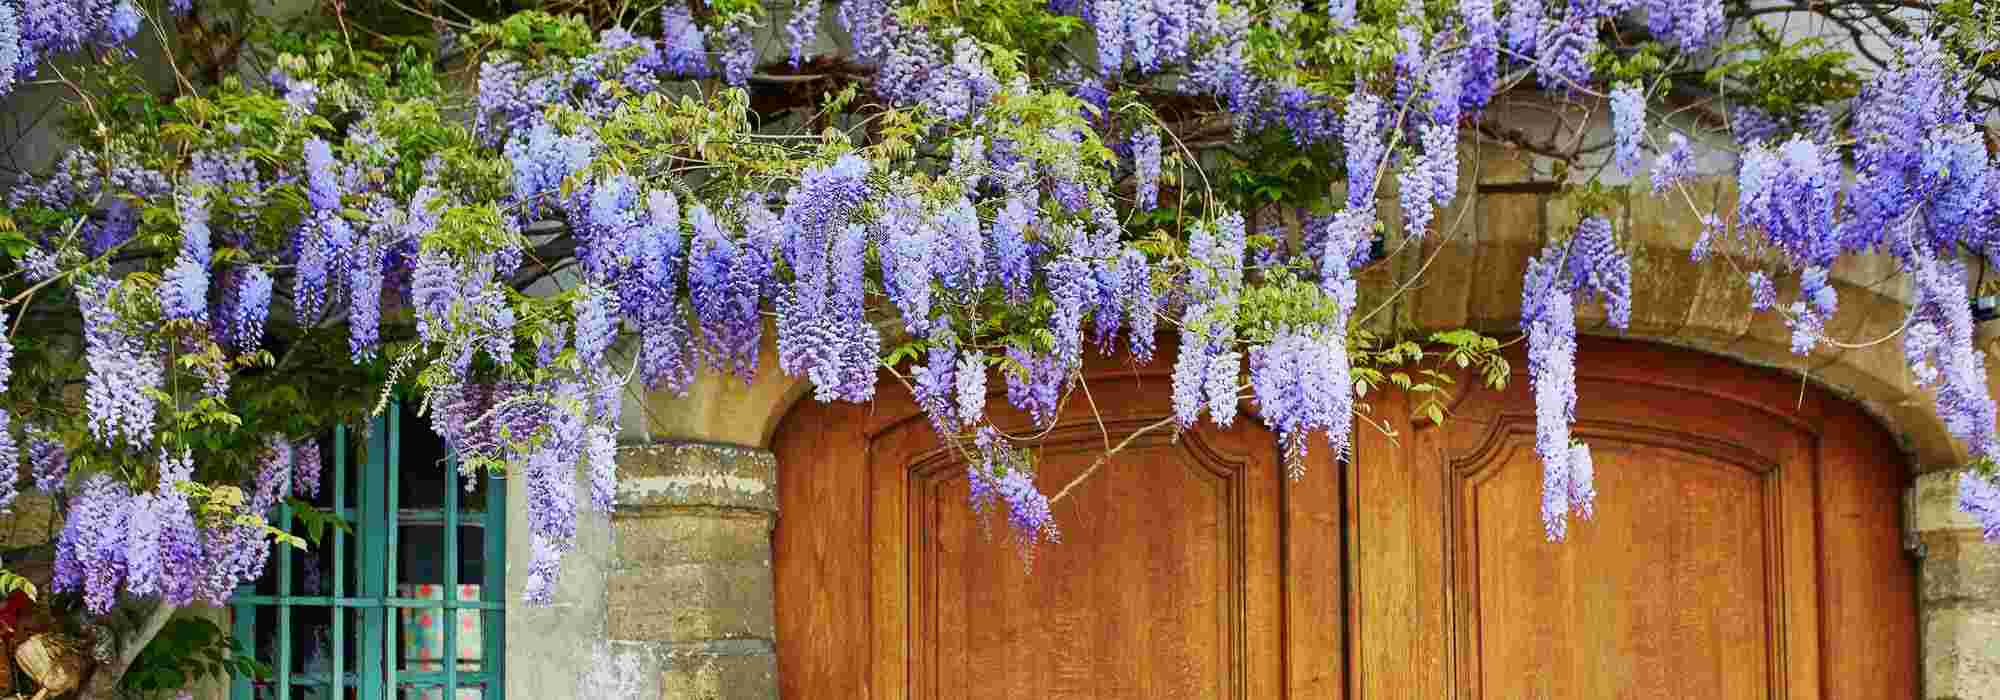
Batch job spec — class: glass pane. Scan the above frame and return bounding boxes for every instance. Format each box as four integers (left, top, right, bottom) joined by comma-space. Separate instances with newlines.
400, 685, 483, 700
249, 608, 363, 699
395, 609, 485, 686
397, 525, 487, 587
398, 410, 452, 510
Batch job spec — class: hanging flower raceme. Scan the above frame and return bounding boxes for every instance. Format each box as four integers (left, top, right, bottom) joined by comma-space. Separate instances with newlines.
1610, 83, 1645, 178
966, 427, 1057, 559
1520, 216, 1631, 543
1905, 256, 1999, 461
1250, 325, 1352, 475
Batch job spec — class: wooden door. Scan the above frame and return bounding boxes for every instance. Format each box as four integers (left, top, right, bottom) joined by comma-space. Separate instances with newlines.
776, 338, 1916, 700
773, 346, 1344, 700
1346, 338, 1917, 700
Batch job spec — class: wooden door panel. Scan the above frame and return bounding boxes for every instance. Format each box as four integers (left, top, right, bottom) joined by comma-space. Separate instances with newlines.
1456, 435, 1774, 700
1347, 339, 1912, 700
907, 424, 1244, 700
776, 343, 1335, 700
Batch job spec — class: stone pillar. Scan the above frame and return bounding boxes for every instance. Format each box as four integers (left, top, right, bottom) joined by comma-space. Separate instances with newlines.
1913, 469, 2000, 700
602, 441, 779, 700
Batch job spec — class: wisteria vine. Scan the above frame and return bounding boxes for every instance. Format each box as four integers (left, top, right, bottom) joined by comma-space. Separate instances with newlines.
0, 1, 1996, 677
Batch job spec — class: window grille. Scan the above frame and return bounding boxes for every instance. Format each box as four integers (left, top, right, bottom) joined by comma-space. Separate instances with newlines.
229, 404, 507, 699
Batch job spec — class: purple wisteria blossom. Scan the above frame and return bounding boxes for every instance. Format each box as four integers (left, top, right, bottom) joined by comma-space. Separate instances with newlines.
1610, 83, 1645, 177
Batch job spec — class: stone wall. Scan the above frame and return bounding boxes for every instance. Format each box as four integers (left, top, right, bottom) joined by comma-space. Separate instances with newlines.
585, 441, 780, 699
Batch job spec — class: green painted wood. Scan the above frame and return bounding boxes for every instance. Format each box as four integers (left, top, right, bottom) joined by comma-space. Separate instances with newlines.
230, 600, 254, 700
444, 454, 461, 696
484, 472, 507, 700
277, 462, 294, 698
334, 424, 348, 700
363, 413, 390, 700
386, 403, 401, 695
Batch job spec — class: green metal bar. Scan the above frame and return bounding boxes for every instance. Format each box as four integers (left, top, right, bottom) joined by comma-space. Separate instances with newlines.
444, 454, 460, 696
334, 424, 348, 700
277, 450, 295, 699
484, 471, 507, 700
387, 403, 402, 694
361, 413, 390, 700
225, 595, 504, 610
394, 512, 487, 526
230, 601, 254, 700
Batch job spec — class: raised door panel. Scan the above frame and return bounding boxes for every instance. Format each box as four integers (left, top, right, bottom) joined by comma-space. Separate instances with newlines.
904, 421, 1246, 700
775, 345, 1338, 700
1452, 427, 1780, 700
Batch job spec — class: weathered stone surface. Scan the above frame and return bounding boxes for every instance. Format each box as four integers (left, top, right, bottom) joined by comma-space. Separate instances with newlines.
1924, 606, 2000, 700
659, 645, 779, 700
617, 442, 779, 512
614, 512, 772, 569
1462, 192, 1542, 331
1916, 470, 1984, 536
608, 560, 775, 642
590, 640, 778, 700
1922, 533, 2000, 609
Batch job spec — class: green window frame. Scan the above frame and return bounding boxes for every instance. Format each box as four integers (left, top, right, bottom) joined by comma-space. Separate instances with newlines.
229, 403, 508, 700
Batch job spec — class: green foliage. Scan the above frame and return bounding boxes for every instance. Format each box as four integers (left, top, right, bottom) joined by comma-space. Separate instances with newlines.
1350, 329, 1509, 426
121, 617, 270, 695
1705, 23, 1862, 117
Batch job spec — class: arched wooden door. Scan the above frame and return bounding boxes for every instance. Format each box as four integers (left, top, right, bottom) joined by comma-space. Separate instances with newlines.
774, 338, 1917, 699
772, 345, 1343, 700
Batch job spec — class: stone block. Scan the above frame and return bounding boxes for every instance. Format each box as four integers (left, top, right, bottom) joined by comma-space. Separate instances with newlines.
608, 561, 775, 642
614, 513, 772, 569
617, 442, 779, 512
659, 646, 779, 700
1464, 193, 1543, 330
1921, 532, 2000, 608
1924, 606, 2000, 700
1915, 470, 1984, 536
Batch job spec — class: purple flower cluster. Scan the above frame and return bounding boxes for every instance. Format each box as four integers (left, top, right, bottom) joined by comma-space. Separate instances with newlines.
1535, 12, 1598, 94
965, 428, 1057, 556
661, 5, 712, 77
1522, 250, 1583, 542
1905, 257, 1998, 460
784, 0, 819, 67
26, 425, 65, 492
1610, 83, 1644, 177
1747, 271, 1776, 312
1503, 0, 1545, 57
294, 438, 321, 499
1341, 90, 1386, 211
3, 0, 145, 100
1005, 344, 1067, 428
688, 204, 769, 380
1651, 132, 1695, 194
1737, 135, 1844, 269
1849, 41, 1967, 260
1563, 217, 1631, 330
1250, 326, 1353, 474
1460, 0, 1498, 113
1960, 472, 2000, 542
1172, 214, 1246, 429
1133, 126, 1161, 210
1643, 0, 1724, 51
719, 20, 756, 87
1397, 123, 1459, 239
80, 276, 162, 450
1520, 218, 1627, 542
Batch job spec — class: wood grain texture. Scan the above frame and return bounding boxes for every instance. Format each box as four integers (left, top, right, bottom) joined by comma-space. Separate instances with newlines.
1347, 337, 1912, 700
774, 339, 1332, 699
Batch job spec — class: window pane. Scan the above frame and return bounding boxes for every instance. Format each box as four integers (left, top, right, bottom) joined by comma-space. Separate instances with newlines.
397, 524, 488, 587
392, 604, 486, 676
398, 410, 453, 510
400, 685, 484, 700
